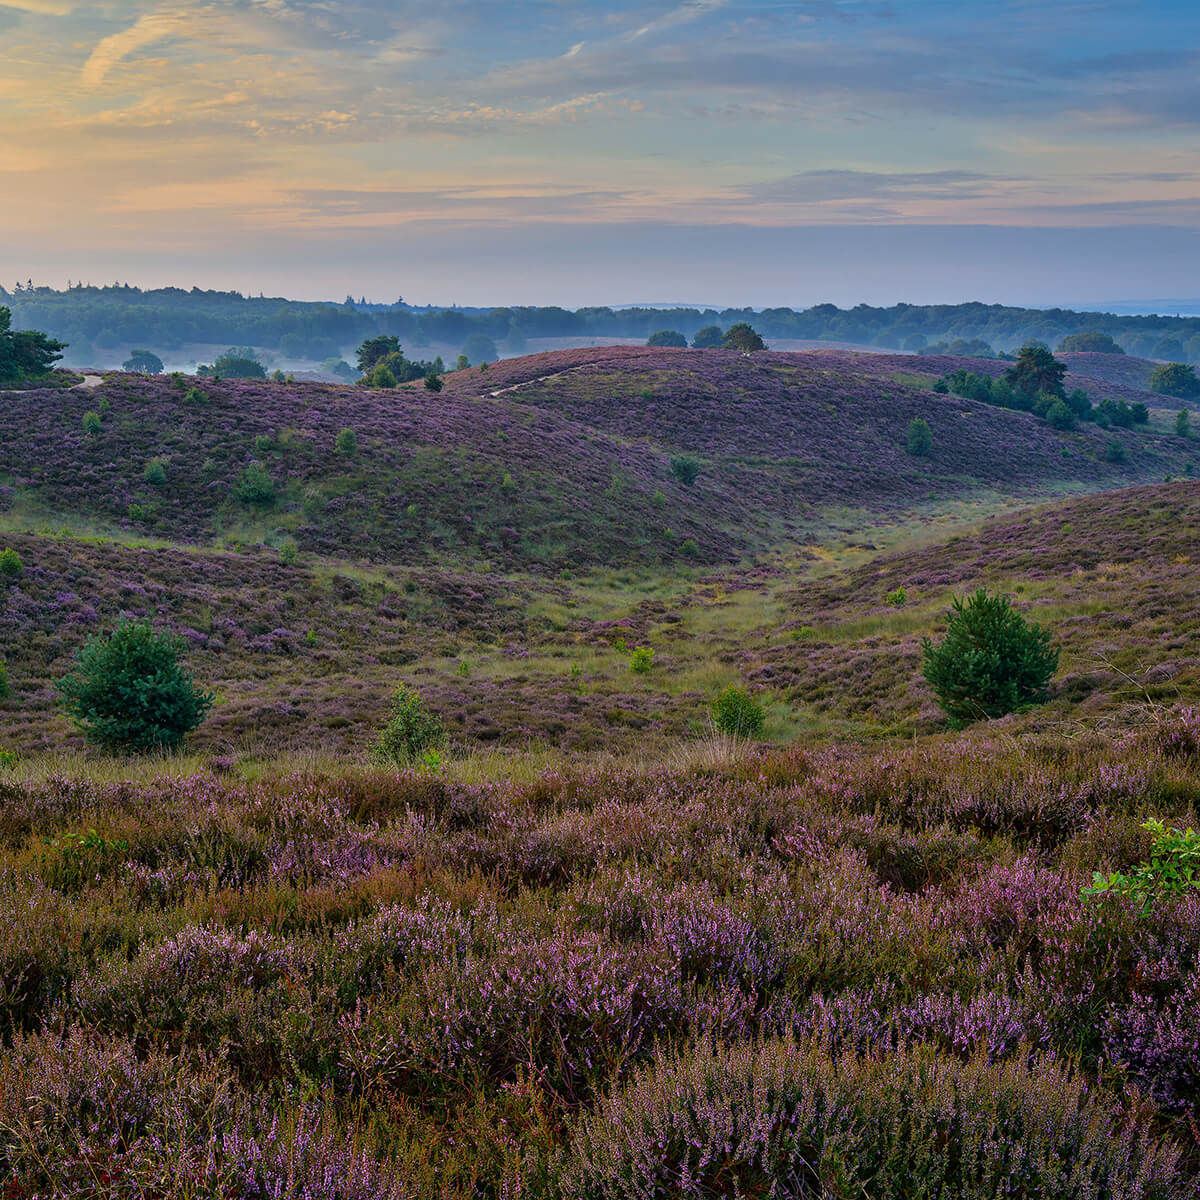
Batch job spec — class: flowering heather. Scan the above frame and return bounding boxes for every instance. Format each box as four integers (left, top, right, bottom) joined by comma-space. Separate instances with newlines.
0, 716, 1199, 1192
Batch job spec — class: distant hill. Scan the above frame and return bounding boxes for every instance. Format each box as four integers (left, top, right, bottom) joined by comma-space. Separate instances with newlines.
1, 347, 1193, 574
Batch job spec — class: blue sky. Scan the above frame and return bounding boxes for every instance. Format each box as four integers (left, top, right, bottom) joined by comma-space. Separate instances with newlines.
2, 0, 1198, 305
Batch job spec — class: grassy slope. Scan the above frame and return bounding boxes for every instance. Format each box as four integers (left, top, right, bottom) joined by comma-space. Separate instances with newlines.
6, 480, 1200, 758
1, 348, 1192, 576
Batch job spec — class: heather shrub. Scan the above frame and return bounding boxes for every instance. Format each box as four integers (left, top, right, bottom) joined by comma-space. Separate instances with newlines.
669, 454, 701, 486
906, 417, 932, 456
710, 685, 765, 738
372, 683, 445, 765
233, 459, 276, 505
57, 617, 214, 753
561, 1036, 1187, 1200
922, 589, 1058, 725
0, 547, 22, 580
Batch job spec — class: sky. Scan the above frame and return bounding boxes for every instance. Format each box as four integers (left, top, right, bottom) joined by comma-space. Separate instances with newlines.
2, 0, 1199, 307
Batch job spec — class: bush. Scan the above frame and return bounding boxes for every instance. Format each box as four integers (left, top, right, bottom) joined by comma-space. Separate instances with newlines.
183, 386, 208, 404
424, 372, 443, 392
1044, 399, 1075, 431
143, 457, 167, 485
1084, 818, 1200, 913
372, 684, 445, 765
906, 417, 932, 456
335, 428, 358, 457
1149, 362, 1200, 399
669, 455, 701, 486
233, 461, 275, 505
710, 685, 766, 738
367, 364, 397, 388
1056, 330, 1124, 354
0, 660, 8, 699
57, 618, 214, 753
629, 647, 654, 674
721, 322, 765, 352
560, 1037, 1187, 1200
647, 330, 687, 348
0, 547, 22, 581
81, 410, 102, 434
922, 589, 1058, 725
1176, 409, 1190, 438
885, 586, 907, 607
1105, 439, 1127, 463
122, 349, 163, 374
691, 325, 723, 349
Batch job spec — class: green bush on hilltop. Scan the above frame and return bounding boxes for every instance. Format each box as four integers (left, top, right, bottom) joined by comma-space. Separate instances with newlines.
922, 588, 1058, 725
57, 618, 213, 753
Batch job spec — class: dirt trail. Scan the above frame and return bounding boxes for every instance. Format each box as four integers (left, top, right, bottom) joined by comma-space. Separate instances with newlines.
488, 364, 586, 398
74, 374, 104, 389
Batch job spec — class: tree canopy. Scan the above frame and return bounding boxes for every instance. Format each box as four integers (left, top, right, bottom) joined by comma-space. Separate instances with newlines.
692, 325, 723, 348
0, 306, 66, 381
1056, 330, 1124, 355
1005, 343, 1067, 399
647, 330, 688, 348
1149, 362, 1200, 400
123, 349, 164, 374
721, 323, 765, 352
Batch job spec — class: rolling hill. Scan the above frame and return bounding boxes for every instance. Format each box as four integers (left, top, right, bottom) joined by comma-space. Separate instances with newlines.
2, 348, 1190, 576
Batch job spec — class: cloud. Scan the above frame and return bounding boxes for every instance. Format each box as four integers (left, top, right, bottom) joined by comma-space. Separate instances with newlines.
627, 0, 727, 41
744, 169, 1007, 205
0, 0, 74, 12
81, 6, 213, 87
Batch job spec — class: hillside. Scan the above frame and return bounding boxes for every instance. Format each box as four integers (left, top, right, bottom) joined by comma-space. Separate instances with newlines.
3, 348, 1190, 574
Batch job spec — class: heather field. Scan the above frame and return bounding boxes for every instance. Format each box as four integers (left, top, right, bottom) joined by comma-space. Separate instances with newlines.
5, 350, 1200, 1196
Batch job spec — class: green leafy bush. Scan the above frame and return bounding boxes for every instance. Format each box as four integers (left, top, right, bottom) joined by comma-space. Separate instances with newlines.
1045, 399, 1075, 430
424, 372, 443, 392
1105, 438, 1127, 463
710, 684, 766, 738
922, 589, 1058, 725
233, 461, 275, 506
372, 684, 445, 766
906, 417, 932, 456
57, 618, 214, 753
143, 457, 167, 485
335, 427, 358, 457
561, 1037, 1185, 1200
0, 660, 9, 699
885, 586, 907, 607
1149, 362, 1200, 399
628, 647, 655, 674
0, 548, 22, 581
1084, 818, 1200, 913
367, 364, 397, 388
183, 386, 208, 404
646, 330, 687, 347
1176, 409, 1190, 438
81, 411, 102, 434
669, 455, 701, 486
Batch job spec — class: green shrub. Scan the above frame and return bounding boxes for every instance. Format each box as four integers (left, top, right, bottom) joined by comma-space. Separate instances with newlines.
1045, 399, 1075, 430
885, 586, 907, 607
233, 461, 275, 506
906, 417, 932, 456
1105, 438, 1127, 463
170, 371, 186, 389
335, 427, 358, 457
922, 589, 1058, 725
253, 433, 275, 456
367, 364, 397, 388
372, 684, 445, 766
183, 386, 208, 404
1149, 362, 1200, 399
669, 455, 701, 486
81, 411, 102, 434
561, 1037, 1186, 1200
57, 618, 214, 753
629, 647, 655, 674
1176, 409, 1190, 438
424, 372, 443, 392
0, 660, 8, 699
710, 684, 766, 738
278, 540, 298, 566
0, 548, 22, 581
1084, 818, 1200, 913
0, 748, 14, 769
142, 457, 167, 485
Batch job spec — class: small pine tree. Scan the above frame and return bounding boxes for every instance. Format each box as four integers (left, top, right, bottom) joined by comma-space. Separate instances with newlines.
0, 660, 9, 699
670, 454, 701, 486
372, 684, 445, 765
710, 685, 766, 738
922, 589, 1058, 726
143, 457, 167, 485
424, 372, 444, 392
0, 548, 22, 581
906, 417, 932, 456
57, 618, 213, 752
1176, 409, 1190, 438
335, 427, 358, 457
233, 461, 275, 505
81, 411, 102, 434
1045, 399, 1075, 431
